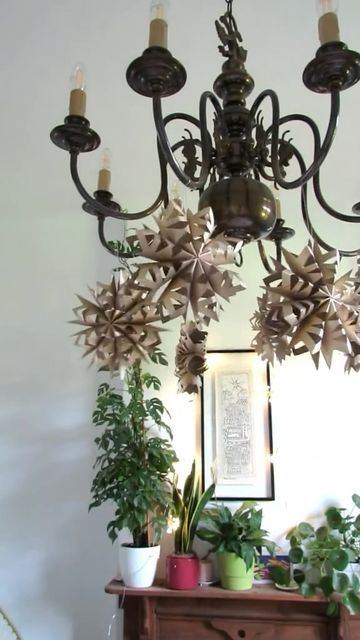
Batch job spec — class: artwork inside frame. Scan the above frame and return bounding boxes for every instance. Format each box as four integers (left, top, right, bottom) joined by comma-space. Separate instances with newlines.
201, 349, 274, 501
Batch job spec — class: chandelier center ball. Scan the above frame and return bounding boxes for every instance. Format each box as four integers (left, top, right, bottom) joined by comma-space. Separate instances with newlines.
198, 177, 277, 243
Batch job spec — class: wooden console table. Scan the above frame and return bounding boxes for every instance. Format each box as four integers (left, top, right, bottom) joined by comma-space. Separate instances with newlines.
105, 579, 360, 640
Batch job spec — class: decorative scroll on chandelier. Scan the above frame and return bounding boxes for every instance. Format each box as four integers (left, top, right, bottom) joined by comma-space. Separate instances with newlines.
51, 0, 360, 381
51, 0, 360, 261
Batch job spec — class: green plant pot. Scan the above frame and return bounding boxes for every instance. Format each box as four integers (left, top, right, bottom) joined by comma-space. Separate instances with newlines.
217, 551, 254, 591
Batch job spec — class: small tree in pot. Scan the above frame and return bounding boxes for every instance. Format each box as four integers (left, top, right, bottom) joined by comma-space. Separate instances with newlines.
89, 350, 178, 587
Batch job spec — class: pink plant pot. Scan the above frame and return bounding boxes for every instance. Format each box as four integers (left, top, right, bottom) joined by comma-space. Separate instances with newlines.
166, 553, 199, 590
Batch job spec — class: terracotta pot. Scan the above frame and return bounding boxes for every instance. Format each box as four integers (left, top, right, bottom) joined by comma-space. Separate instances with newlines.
166, 553, 199, 589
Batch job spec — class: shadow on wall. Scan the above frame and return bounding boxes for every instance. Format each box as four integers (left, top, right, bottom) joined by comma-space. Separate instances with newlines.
0, 386, 117, 640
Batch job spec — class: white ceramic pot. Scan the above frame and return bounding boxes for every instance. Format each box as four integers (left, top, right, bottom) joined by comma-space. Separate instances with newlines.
118, 544, 160, 588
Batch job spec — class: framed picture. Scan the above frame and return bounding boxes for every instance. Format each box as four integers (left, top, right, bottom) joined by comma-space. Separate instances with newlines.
201, 349, 274, 501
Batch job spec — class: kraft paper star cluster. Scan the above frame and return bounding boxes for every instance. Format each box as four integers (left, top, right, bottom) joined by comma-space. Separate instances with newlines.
129, 201, 244, 325
72, 274, 162, 372
251, 242, 360, 370
72, 201, 244, 387
175, 321, 208, 394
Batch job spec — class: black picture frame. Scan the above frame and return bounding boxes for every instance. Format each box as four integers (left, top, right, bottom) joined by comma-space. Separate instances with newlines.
201, 349, 274, 501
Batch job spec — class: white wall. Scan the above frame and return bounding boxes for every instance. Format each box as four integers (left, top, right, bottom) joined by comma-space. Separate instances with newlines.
0, 211, 121, 638
156, 243, 360, 552
0, 0, 359, 638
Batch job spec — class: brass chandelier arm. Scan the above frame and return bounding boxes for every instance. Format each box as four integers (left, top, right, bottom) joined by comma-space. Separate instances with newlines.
257, 218, 289, 274
97, 217, 140, 258
263, 102, 360, 225
250, 89, 340, 190
290, 145, 360, 257
69, 137, 169, 221
257, 164, 276, 183
153, 91, 224, 189
257, 240, 274, 274
313, 171, 360, 224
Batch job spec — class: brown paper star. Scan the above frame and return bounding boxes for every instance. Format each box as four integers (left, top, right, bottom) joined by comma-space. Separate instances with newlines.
128, 201, 245, 325
344, 342, 360, 373
252, 242, 360, 369
344, 257, 360, 372
175, 321, 208, 394
250, 293, 291, 364
71, 274, 162, 371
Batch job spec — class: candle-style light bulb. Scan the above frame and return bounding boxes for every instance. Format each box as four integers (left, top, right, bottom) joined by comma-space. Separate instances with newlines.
69, 63, 87, 117
97, 147, 112, 192
316, 0, 340, 45
149, 0, 169, 48
170, 181, 183, 208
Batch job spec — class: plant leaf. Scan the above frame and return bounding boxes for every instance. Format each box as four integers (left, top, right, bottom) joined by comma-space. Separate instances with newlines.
332, 572, 349, 594
319, 575, 334, 597
329, 549, 349, 571
343, 591, 360, 614
326, 507, 343, 530
289, 546, 303, 564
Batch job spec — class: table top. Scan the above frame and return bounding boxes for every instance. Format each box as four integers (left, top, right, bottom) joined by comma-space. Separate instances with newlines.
105, 579, 326, 602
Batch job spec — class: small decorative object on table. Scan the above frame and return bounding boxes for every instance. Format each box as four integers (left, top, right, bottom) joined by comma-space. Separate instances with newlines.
267, 557, 299, 591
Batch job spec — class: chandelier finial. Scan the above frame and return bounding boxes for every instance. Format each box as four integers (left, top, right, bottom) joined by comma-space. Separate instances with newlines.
215, 4, 246, 66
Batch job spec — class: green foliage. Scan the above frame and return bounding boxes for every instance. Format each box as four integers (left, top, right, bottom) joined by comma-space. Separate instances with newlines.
89, 356, 178, 547
268, 562, 291, 587
172, 461, 215, 554
286, 500, 360, 616
325, 493, 360, 562
196, 501, 276, 571
267, 558, 303, 588
108, 235, 140, 261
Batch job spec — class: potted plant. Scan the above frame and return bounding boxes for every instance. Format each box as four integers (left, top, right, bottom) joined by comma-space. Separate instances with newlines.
166, 461, 215, 589
196, 501, 276, 591
89, 350, 178, 588
285, 509, 360, 615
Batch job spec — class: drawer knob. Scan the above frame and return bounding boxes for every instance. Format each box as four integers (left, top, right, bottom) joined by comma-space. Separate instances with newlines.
238, 631, 246, 638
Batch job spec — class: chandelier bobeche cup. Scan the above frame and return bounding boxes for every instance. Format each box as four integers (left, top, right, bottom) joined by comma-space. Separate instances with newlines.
51, 0, 360, 379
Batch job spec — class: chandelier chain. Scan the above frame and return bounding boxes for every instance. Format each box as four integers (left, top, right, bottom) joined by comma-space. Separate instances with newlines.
225, 0, 233, 17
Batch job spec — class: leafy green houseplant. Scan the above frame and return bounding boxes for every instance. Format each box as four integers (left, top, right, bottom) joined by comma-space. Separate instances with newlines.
172, 461, 215, 555
286, 510, 360, 615
89, 351, 178, 586
166, 461, 215, 589
325, 493, 360, 563
197, 501, 275, 590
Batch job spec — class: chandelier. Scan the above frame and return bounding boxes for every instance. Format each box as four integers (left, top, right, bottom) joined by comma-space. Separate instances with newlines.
52, 0, 360, 379
50, 0, 360, 263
